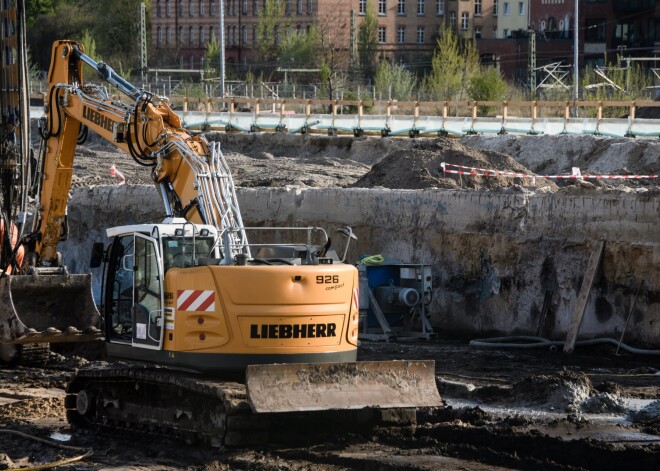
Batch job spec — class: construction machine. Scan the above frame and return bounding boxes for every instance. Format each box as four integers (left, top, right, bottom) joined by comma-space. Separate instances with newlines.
0, 1, 101, 365
1, 32, 441, 446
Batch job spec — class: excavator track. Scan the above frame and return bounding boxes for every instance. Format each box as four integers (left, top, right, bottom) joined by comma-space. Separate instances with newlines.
65, 367, 420, 448
0, 342, 50, 366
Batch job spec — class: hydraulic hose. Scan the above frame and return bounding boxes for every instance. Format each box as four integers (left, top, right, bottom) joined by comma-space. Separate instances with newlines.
469, 335, 660, 356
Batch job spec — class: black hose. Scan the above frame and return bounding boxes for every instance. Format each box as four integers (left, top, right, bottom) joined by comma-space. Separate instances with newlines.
76, 124, 88, 145
47, 87, 62, 138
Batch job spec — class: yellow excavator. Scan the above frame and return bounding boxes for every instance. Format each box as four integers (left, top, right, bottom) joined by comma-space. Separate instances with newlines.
1, 4, 440, 445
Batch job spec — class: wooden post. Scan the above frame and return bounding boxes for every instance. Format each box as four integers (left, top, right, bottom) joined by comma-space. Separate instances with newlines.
565, 102, 571, 120
630, 101, 636, 120
503, 102, 508, 120
255, 99, 260, 115
597, 101, 603, 121
229, 98, 235, 114
471, 101, 477, 120
386, 100, 392, 117
564, 240, 605, 353
305, 99, 311, 116
183, 97, 188, 113
531, 101, 537, 120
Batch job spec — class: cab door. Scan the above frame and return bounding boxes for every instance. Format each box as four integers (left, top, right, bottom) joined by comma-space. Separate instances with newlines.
131, 234, 164, 349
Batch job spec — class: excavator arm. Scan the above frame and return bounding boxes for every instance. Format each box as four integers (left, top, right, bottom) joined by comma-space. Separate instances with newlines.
34, 40, 247, 265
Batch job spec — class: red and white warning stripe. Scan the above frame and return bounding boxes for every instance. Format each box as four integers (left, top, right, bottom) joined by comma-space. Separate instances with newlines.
441, 162, 658, 180
352, 288, 359, 311
177, 289, 216, 312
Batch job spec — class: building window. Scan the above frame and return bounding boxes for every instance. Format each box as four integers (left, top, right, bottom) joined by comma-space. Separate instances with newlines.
461, 12, 468, 30
649, 18, 660, 41
166, 26, 171, 45
503, 28, 510, 38
398, 0, 405, 15
297, 0, 303, 14
474, 0, 481, 16
157, 0, 162, 17
307, 0, 312, 14
242, 24, 248, 44
436, 0, 444, 15
189, 26, 194, 45
200, 0, 205, 15
189, 0, 194, 16
359, 0, 366, 15
493, 0, 498, 16
242, 0, 248, 14
210, 25, 215, 41
378, 26, 386, 43
190, 56, 194, 69
200, 26, 205, 44
397, 26, 405, 43
275, 24, 280, 44
178, 25, 183, 43
503, 2, 509, 16
417, 26, 425, 43
518, 1, 524, 16
210, 0, 215, 16
178, 0, 183, 16
417, 0, 425, 15
379, 0, 386, 15
285, 0, 291, 15
166, 0, 171, 17
474, 27, 481, 38
253, 25, 258, 43
157, 26, 162, 46
449, 11, 456, 27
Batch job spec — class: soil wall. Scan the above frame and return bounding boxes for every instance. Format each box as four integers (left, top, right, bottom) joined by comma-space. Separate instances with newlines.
61, 185, 660, 347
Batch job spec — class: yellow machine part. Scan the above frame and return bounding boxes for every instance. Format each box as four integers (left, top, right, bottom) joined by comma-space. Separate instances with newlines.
163, 263, 360, 355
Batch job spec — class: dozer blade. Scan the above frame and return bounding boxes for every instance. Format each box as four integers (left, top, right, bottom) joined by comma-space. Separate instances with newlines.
245, 360, 441, 413
0, 271, 101, 345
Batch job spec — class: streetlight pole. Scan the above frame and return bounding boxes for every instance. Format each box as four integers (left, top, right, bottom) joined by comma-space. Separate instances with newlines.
573, 0, 579, 102
219, 0, 226, 98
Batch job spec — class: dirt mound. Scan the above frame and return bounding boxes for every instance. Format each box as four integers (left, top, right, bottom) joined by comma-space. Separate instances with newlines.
350, 138, 555, 190
511, 370, 592, 412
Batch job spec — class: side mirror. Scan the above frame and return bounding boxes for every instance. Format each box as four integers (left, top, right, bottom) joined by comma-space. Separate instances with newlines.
90, 242, 106, 268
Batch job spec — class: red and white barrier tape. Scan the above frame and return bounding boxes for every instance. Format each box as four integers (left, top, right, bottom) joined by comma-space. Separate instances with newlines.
440, 162, 658, 180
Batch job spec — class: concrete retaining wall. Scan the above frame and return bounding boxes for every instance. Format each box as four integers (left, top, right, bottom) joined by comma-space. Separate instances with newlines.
62, 185, 660, 347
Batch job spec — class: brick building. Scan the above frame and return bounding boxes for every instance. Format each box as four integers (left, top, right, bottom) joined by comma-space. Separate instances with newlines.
150, 1, 660, 84
151, 1, 502, 69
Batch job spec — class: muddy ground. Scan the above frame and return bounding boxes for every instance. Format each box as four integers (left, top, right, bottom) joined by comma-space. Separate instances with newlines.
0, 341, 658, 470
1, 131, 658, 469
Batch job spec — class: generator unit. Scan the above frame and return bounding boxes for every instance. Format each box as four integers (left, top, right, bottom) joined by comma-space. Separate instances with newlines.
357, 260, 434, 341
